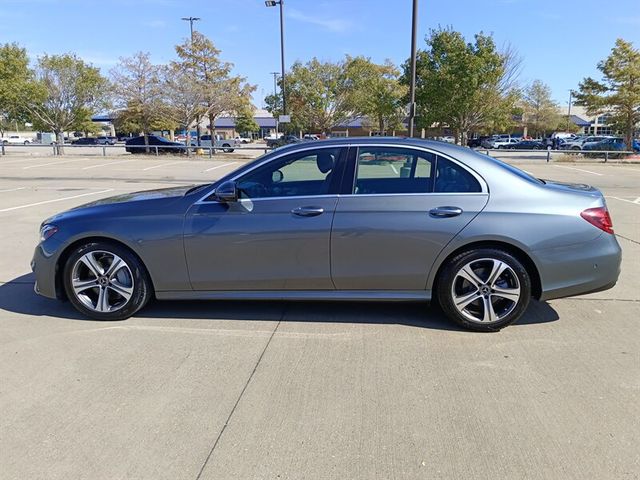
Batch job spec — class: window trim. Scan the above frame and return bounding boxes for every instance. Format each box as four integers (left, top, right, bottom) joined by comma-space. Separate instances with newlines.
346, 145, 487, 196
199, 144, 349, 203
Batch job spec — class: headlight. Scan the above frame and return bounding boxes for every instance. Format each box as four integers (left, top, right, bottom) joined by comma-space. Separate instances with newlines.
40, 224, 59, 242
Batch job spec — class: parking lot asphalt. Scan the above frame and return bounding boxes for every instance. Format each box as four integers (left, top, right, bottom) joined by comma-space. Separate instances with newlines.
0, 154, 638, 479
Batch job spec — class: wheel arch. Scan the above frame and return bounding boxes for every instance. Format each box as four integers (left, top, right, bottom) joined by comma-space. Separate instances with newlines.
54, 236, 155, 300
430, 240, 542, 300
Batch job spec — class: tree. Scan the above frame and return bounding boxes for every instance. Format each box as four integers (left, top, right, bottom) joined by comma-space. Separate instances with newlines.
164, 63, 209, 155
25, 54, 106, 153
110, 52, 165, 150
284, 58, 351, 134
404, 28, 521, 145
234, 104, 259, 136
343, 56, 407, 134
522, 80, 561, 137
0, 43, 37, 137
574, 39, 640, 149
174, 32, 254, 138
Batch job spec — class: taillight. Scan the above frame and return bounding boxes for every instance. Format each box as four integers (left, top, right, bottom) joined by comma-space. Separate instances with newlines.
580, 207, 614, 234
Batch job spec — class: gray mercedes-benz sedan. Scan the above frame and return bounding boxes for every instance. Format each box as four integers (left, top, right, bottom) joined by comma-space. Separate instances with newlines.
32, 138, 621, 331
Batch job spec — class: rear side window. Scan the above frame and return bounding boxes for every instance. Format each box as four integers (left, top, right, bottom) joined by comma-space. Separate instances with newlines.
434, 157, 482, 193
353, 147, 481, 194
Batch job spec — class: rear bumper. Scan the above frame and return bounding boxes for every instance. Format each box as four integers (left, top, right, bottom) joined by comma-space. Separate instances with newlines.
536, 232, 622, 301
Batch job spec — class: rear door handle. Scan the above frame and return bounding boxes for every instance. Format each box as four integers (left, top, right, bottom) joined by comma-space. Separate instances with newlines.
429, 206, 463, 218
292, 206, 324, 217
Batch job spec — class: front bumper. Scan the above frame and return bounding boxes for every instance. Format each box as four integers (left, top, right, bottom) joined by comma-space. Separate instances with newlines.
31, 240, 63, 299
536, 232, 622, 301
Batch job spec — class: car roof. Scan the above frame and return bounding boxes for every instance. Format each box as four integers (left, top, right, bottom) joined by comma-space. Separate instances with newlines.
272, 136, 501, 172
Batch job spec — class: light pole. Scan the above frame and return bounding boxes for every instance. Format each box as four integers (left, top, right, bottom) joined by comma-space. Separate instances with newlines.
181, 16, 200, 42
265, 1, 286, 118
567, 90, 573, 131
407, 0, 419, 138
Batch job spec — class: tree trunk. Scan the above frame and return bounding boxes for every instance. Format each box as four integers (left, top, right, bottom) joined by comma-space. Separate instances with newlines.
55, 131, 64, 155
208, 113, 216, 155
186, 131, 192, 157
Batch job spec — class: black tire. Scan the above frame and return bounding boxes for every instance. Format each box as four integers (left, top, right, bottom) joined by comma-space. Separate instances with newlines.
63, 241, 152, 320
436, 248, 531, 332
222, 144, 234, 153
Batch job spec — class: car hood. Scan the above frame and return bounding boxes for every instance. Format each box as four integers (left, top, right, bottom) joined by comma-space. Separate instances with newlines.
75, 185, 195, 208
43, 185, 197, 226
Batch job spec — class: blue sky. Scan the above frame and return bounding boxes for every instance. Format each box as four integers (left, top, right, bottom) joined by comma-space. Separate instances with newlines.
1, 0, 638, 108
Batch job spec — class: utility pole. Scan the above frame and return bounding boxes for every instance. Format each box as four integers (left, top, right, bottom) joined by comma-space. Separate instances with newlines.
181, 16, 201, 43
270, 72, 279, 97
407, 0, 419, 137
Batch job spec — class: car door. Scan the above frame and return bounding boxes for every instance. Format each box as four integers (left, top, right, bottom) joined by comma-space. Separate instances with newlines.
331, 145, 489, 291
184, 146, 347, 291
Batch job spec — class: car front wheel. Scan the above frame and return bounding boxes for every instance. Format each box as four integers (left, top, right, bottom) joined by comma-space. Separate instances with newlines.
437, 249, 531, 331
63, 241, 152, 320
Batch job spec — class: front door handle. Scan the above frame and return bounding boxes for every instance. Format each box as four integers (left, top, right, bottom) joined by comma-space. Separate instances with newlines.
429, 206, 463, 218
292, 206, 324, 217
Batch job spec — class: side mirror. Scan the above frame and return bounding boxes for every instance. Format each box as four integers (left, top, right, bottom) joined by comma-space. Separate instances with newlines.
272, 170, 284, 183
215, 180, 238, 202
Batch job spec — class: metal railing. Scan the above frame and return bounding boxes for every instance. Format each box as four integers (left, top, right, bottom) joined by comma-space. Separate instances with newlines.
0, 142, 272, 157
478, 148, 638, 163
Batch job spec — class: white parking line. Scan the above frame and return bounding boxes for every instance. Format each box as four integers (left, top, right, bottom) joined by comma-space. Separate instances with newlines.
606, 196, 640, 206
0, 189, 114, 212
82, 159, 133, 170
0, 187, 26, 193
141, 161, 186, 171
389, 164, 399, 175
204, 161, 238, 172
553, 165, 603, 176
23, 158, 90, 170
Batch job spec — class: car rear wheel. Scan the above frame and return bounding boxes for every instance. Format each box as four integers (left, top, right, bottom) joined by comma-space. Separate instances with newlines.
437, 249, 531, 331
222, 144, 234, 153
63, 241, 152, 320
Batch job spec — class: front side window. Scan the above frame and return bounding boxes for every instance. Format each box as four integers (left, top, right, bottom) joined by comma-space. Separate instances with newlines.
353, 147, 482, 194
237, 147, 342, 199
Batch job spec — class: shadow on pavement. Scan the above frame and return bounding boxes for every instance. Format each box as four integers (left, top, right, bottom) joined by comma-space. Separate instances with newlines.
0, 273, 559, 331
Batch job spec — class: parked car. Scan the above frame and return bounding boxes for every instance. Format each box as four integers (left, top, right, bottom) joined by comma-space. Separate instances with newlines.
195, 134, 237, 153
493, 138, 520, 149
583, 137, 640, 155
440, 136, 456, 143
480, 135, 514, 149
2, 135, 32, 145
96, 136, 117, 145
303, 134, 320, 140
32, 138, 621, 332
266, 134, 305, 148
467, 136, 491, 148
71, 137, 99, 145
508, 140, 544, 150
563, 136, 611, 150
125, 135, 186, 154
234, 136, 252, 144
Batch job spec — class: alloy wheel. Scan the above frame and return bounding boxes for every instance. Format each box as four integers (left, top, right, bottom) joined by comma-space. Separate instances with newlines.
71, 250, 134, 313
451, 258, 521, 324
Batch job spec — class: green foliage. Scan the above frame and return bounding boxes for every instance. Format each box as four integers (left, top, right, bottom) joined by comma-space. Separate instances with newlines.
234, 105, 260, 134
173, 32, 255, 130
574, 38, 640, 148
404, 28, 520, 143
0, 43, 38, 136
110, 52, 167, 138
523, 80, 561, 137
25, 53, 107, 147
343, 56, 407, 134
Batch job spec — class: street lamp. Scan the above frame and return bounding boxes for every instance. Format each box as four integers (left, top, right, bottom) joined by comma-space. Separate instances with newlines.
181, 16, 201, 42
265, 0, 286, 118
407, 0, 419, 137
